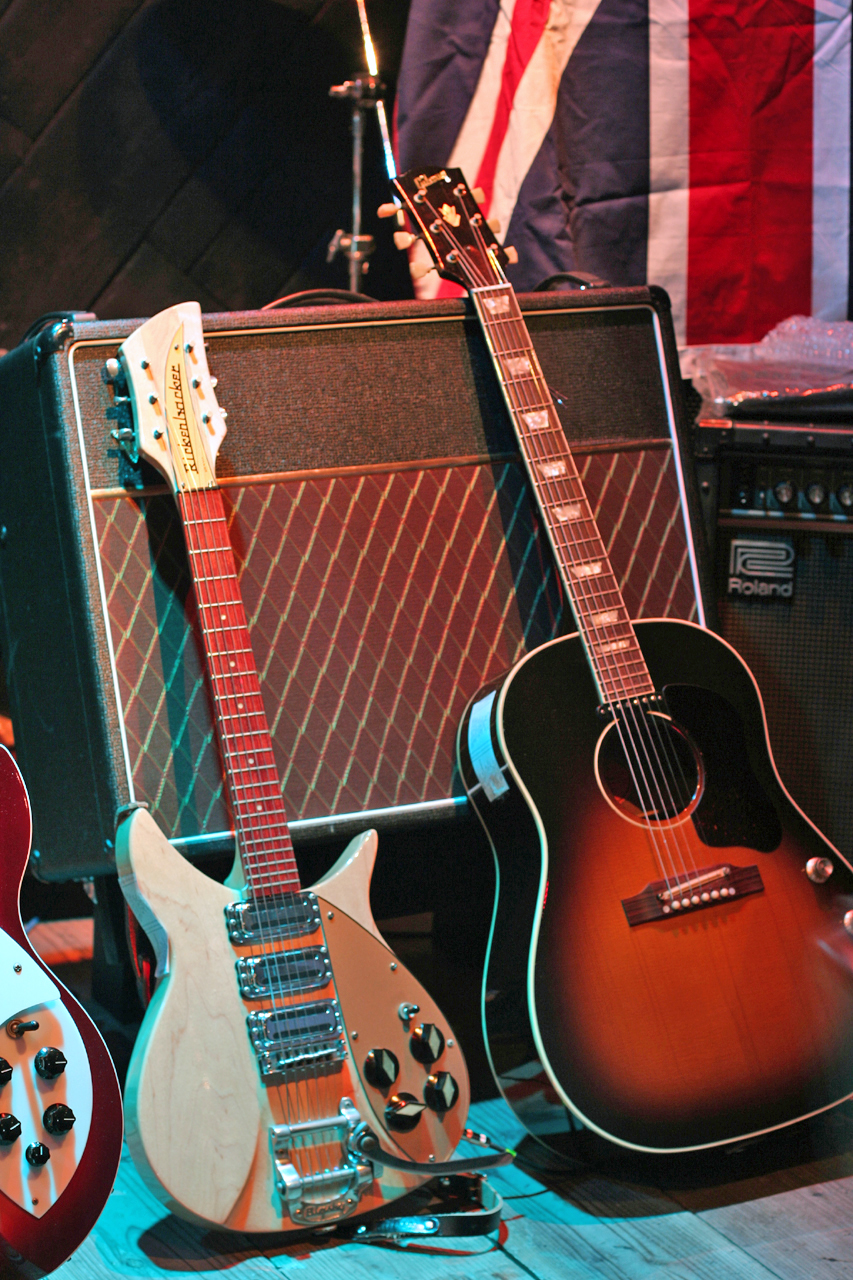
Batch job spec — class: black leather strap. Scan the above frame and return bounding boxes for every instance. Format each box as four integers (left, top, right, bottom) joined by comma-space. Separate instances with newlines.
346, 1174, 504, 1245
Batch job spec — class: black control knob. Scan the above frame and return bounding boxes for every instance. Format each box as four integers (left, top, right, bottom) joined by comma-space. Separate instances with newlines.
0, 1058, 11, 1087
25, 1143, 50, 1167
0, 1113, 21, 1145
364, 1048, 399, 1090
34, 1047, 67, 1081
385, 1093, 426, 1132
424, 1071, 460, 1113
43, 1104, 75, 1135
410, 1022, 445, 1065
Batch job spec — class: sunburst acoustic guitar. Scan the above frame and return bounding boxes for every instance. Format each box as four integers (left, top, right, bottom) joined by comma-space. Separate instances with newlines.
0, 747, 122, 1277
391, 166, 853, 1155
107, 302, 493, 1233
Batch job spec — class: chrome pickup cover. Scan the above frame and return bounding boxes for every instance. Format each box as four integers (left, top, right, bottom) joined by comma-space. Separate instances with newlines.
248, 1001, 345, 1076
225, 891, 320, 945
237, 947, 331, 999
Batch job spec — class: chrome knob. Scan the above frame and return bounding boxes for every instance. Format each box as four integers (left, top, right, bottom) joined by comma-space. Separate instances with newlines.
806, 857, 833, 884
837, 482, 853, 509
806, 481, 827, 507
774, 480, 795, 505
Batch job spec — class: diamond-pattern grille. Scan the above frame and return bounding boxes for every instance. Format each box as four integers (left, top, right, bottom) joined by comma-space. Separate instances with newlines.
93, 450, 695, 838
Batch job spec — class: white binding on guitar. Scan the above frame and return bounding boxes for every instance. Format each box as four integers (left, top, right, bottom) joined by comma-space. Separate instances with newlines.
111, 303, 471, 1232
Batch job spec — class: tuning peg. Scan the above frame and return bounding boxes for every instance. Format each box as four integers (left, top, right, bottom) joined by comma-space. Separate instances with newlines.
410, 262, 435, 281
487, 218, 501, 234
377, 202, 398, 219
472, 187, 486, 205
504, 246, 519, 264
393, 231, 416, 251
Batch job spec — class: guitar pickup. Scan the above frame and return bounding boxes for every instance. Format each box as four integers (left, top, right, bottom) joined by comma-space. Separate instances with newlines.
248, 1001, 345, 1077
622, 863, 764, 926
237, 947, 331, 999
225, 891, 321, 945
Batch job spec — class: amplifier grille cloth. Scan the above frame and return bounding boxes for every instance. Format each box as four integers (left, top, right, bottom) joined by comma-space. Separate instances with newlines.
94, 448, 696, 840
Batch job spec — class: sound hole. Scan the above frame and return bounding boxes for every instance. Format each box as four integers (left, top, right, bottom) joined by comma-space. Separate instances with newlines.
595, 711, 702, 824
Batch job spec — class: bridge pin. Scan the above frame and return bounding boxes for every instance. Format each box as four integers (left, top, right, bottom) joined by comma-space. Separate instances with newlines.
691, 895, 700, 905
710, 890, 720, 899
671, 901, 681, 910
701, 892, 710, 902
681, 898, 690, 908
662, 904, 671, 914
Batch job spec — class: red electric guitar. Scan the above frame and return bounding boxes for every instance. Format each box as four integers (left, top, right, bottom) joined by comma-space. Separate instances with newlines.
0, 746, 122, 1277
393, 166, 853, 1154
108, 303, 484, 1233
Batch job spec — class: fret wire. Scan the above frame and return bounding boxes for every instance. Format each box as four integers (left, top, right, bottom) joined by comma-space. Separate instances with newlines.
177, 488, 301, 889
472, 293, 656, 703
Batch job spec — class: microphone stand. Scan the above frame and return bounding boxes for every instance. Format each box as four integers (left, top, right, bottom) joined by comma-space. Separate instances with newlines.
327, 0, 399, 291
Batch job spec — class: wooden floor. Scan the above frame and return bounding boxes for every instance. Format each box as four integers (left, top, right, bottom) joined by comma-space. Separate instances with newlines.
30, 922, 853, 1280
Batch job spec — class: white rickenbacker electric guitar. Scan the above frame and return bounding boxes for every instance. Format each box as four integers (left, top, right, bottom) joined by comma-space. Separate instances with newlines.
109, 303, 474, 1232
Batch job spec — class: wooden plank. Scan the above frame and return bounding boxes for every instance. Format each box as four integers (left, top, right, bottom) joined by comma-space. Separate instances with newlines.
500, 1217, 783, 1280
28, 916, 93, 965
0, 0, 144, 138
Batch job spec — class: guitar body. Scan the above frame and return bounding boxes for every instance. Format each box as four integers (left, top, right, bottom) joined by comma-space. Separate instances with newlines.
117, 810, 469, 1231
459, 619, 853, 1153
0, 747, 123, 1278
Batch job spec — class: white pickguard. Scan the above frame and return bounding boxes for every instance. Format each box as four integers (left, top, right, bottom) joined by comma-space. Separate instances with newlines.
0, 933, 93, 1219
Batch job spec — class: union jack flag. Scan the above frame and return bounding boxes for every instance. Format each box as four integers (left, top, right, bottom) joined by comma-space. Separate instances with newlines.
396, 0, 851, 346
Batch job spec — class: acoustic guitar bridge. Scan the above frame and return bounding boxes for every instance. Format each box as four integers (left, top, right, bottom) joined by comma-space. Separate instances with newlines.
622, 863, 764, 925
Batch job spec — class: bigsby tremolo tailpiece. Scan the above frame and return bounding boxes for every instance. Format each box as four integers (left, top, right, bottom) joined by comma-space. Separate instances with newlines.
269, 1098, 372, 1225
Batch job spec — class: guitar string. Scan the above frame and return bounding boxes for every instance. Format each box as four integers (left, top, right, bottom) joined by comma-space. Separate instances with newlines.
483, 284, 703, 886
475, 284, 700, 889
182, 485, 323, 1177
180, 486, 302, 1150
414, 188, 703, 891
196, 482, 335, 1181
190, 481, 332, 1184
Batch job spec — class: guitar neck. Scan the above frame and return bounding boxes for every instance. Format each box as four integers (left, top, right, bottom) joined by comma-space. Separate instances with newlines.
177, 486, 300, 894
470, 284, 655, 705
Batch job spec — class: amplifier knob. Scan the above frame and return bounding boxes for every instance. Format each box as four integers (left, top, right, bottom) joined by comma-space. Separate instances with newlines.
385, 1093, 425, 1132
424, 1072, 460, 1113
363, 1048, 399, 1090
774, 480, 795, 506
43, 1103, 75, 1135
0, 1113, 21, 1145
410, 1023, 445, 1065
25, 1142, 50, 1167
806, 857, 833, 884
837, 483, 853, 509
34, 1047, 67, 1080
0, 1058, 11, 1087
806, 482, 827, 507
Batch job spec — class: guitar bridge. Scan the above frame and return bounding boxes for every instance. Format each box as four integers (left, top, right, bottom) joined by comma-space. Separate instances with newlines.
622, 862, 764, 925
270, 1097, 372, 1224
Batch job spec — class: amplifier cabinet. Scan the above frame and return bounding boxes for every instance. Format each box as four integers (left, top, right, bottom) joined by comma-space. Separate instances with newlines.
0, 290, 701, 880
693, 420, 853, 864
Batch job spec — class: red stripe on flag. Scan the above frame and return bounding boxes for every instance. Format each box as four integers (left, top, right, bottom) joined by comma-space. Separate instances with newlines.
474, 0, 552, 209
687, 1, 814, 344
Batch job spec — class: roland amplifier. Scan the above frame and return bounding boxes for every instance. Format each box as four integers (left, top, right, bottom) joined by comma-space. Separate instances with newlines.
0, 289, 701, 882
693, 416, 853, 862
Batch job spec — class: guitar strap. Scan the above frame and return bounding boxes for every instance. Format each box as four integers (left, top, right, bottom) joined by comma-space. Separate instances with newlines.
342, 1173, 505, 1247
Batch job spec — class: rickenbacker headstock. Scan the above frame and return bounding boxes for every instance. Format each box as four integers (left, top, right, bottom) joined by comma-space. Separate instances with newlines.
391, 167, 515, 292
108, 302, 227, 496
